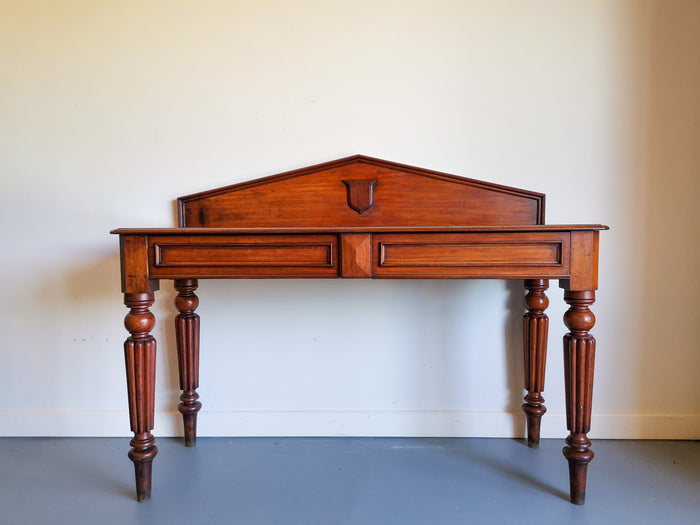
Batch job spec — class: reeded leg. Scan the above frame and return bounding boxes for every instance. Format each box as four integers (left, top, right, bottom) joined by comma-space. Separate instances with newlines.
522, 279, 549, 448
174, 279, 202, 447
124, 293, 158, 502
562, 290, 596, 505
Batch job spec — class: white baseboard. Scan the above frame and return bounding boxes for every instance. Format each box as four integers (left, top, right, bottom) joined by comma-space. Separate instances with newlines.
1, 410, 698, 439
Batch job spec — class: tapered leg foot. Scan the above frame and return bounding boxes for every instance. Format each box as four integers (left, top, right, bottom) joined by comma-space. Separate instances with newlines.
562, 289, 596, 505
129, 435, 158, 502
133, 462, 153, 502
563, 434, 594, 505
178, 402, 202, 447
523, 401, 546, 448
522, 279, 549, 448
175, 279, 202, 447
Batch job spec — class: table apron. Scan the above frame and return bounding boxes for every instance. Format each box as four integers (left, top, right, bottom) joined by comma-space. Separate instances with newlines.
145, 232, 571, 279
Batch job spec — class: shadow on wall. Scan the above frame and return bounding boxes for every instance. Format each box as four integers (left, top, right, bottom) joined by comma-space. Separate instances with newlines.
504, 280, 527, 437
31, 252, 180, 411
21, 253, 125, 407
153, 276, 531, 436
638, 0, 700, 425
383, 278, 527, 436
28, 239, 532, 435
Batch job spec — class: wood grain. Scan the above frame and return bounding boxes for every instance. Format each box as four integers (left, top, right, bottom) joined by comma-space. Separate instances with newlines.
114, 156, 606, 504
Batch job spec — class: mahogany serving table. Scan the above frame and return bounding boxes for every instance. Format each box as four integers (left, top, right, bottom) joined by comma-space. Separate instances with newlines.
112, 156, 607, 504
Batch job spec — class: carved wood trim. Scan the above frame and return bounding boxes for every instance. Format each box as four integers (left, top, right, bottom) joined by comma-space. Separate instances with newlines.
562, 289, 596, 505
174, 279, 202, 448
340, 233, 372, 278
123, 292, 158, 502
522, 279, 549, 448
343, 179, 377, 213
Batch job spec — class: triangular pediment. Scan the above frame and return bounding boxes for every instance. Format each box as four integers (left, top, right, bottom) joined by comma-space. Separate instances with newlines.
178, 155, 544, 227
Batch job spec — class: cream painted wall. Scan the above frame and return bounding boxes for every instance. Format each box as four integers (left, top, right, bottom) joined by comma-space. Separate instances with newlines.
1, 1, 698, 438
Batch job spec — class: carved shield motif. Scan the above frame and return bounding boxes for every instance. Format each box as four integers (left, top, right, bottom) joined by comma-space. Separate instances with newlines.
343, 179, 377, 214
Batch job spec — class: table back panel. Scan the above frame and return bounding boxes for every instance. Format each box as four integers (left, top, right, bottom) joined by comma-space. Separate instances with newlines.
177, 155, 545, 228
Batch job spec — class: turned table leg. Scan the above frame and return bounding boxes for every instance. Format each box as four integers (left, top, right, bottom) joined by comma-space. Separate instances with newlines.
174, 279, 202, 447
123, 292, 158, 502
522, 279, 549, 448
562, 289, 596, 505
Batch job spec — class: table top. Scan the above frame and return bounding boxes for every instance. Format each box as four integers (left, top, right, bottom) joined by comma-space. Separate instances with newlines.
113, 225, 608, 235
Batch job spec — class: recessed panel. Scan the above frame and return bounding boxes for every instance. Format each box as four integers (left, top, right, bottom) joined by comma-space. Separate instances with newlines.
149, 234, 339, 278
380, 243, 561, 267
373, 232, 570, 278
156, 244, 333, 267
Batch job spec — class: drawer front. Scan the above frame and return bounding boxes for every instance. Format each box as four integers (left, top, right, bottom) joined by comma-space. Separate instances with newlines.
372, 233, 570, 278
149, 234, 339, 278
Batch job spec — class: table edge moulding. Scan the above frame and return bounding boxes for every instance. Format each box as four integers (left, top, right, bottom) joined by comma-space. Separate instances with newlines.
111, 155, 608, 504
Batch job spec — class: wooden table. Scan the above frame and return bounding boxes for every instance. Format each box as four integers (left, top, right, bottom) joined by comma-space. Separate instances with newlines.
113, 156, 606, 504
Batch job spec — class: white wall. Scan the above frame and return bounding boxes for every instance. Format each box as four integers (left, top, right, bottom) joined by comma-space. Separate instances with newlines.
1, 1, 698, 439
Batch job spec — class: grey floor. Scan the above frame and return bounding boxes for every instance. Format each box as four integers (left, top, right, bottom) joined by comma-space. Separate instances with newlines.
1, 437, 698, 525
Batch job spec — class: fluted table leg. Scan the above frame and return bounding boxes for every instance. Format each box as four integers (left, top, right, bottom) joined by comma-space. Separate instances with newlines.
522, 279, 549, 448
562, 289, 596, 505
175, 279, 202, 447
124, 292, 158, 502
